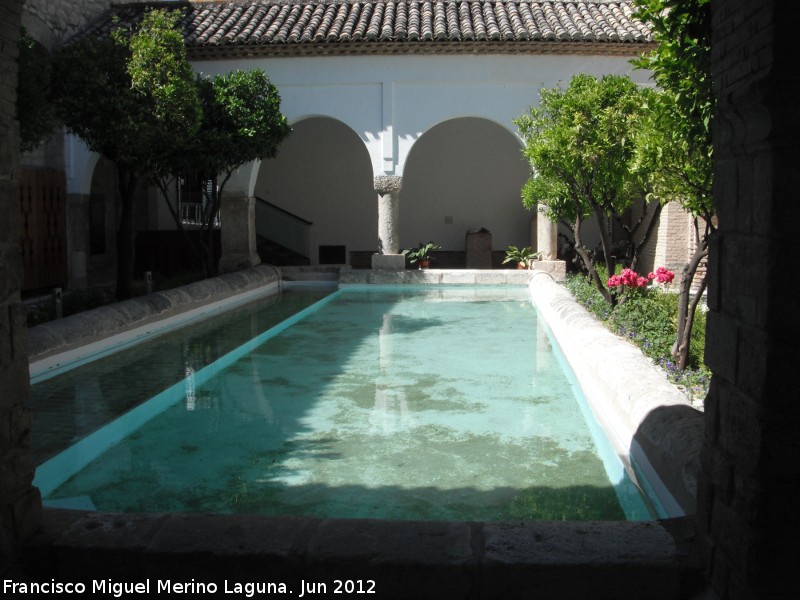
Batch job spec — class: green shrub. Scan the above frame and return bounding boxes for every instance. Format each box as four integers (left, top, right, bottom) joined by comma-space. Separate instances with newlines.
608, 291, 677, 361
564, 273, 613, 321
563, 273, 710, 402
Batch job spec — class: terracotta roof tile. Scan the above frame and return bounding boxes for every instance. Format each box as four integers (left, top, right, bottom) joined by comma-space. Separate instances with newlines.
80, 1, 653, 57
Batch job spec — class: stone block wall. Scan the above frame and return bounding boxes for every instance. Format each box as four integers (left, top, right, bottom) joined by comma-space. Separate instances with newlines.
22, 0, 151, 48
698, 1, 800, 597
1, 0, 41, 574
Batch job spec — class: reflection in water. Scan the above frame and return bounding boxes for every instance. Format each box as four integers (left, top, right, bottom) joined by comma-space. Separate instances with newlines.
184, 366, 196, 411
371, 387, 412, 434
372, 313, 413, 433
38, 287, 654, 520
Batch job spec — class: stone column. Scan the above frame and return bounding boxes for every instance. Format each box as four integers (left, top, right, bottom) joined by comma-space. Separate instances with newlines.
536, 208, 558, 261
372, 175, 405, 270
1, 0, 41, 573
218, 196, 261, 273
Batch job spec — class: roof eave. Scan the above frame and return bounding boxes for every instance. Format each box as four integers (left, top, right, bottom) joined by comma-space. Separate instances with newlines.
187, 40, 657, 60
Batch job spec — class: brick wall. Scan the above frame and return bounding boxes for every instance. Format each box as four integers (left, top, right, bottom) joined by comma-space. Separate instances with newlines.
0, 0, 41, 574
699, 1, 800, 597
639, 201, 694, 274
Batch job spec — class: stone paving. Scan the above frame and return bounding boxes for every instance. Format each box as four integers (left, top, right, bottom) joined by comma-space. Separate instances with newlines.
23, 509, 699, 599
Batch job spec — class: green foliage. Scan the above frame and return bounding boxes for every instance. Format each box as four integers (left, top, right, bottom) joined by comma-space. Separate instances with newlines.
503, 245, 539, 268
189, 69, 291, 185
49, 8, 291, 290
515, 74, 654, 220
402, 242, 440, 264
564, 274, 709, 401
53, 9, 201, 177
16, 29, 57, 152
632, 0, 712, 150
52, 8, 204, 298
632, 0, 715, 370
631, 0, 713, 220
127, 8, 201, 165
564, 272, 614, 321
515, 75, 657, 303
609, 290, 678, 361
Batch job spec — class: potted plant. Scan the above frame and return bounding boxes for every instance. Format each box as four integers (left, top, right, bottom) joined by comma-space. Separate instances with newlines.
503, 245, 540, 269
403, 241, 441, 269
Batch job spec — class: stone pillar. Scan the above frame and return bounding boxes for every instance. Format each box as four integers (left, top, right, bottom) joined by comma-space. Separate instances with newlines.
536, 208, 558, 261
1, 0, 41, 573
372, 175, 405, 270
218, 196, 261, 273
697, 2, 800, 597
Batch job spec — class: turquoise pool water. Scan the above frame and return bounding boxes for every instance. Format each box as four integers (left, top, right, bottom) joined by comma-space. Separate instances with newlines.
33, 286, 658, 521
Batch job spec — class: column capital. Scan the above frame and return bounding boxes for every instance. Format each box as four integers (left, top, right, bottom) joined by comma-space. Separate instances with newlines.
374, 175, 403, 195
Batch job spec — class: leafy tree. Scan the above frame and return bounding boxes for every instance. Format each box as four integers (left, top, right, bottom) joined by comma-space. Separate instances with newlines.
515, 74, 658, 305
53, 8, 201, 299
632, 0, 714, 370
152, 69, 291, 276
193, 69, 289, 275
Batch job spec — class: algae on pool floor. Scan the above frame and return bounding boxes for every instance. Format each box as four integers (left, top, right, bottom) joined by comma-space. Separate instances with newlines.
38, 287, 654, 521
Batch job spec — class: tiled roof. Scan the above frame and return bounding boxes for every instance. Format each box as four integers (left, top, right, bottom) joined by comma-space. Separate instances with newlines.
83, 1, 653, 57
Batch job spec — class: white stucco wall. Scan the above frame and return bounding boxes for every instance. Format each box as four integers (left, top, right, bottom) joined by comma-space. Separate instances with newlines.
66, 51, 648, 264
192, 52, 647, 263
194, 53, 649, 179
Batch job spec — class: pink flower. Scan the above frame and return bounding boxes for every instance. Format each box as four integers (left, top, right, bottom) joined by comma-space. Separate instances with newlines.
653, 266, 674, 284
608, 266, 673, 290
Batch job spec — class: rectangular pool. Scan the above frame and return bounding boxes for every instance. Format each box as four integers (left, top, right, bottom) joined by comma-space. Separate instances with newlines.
32, 285, 660, 521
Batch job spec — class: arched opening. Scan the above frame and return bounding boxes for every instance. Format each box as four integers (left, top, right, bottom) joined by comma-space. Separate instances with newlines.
400, 117, 532, 263
255, 117, 375, 266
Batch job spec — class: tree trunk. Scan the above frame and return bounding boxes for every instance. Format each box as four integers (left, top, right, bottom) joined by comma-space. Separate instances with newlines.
592, 203, 616, 284
573, 213, 612, 305
154, 176, 210, 277
677, 270, 708, 370
115, 166, 138, 300
203, 172, 231, 277
673, 240, 709, 369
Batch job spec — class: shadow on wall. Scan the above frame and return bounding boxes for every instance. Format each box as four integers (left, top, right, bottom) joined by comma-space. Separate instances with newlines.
632, 404, 705, 516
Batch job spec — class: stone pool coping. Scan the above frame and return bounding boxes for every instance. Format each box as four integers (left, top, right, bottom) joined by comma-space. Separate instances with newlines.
26, 264, 563, 375
23, 510, 701, 599
528, 272, 704, 517
27, 265, 281, 376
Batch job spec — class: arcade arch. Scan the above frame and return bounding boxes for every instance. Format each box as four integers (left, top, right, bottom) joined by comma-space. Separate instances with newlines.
399, 117, 532, 254
255, 117, 375, 266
